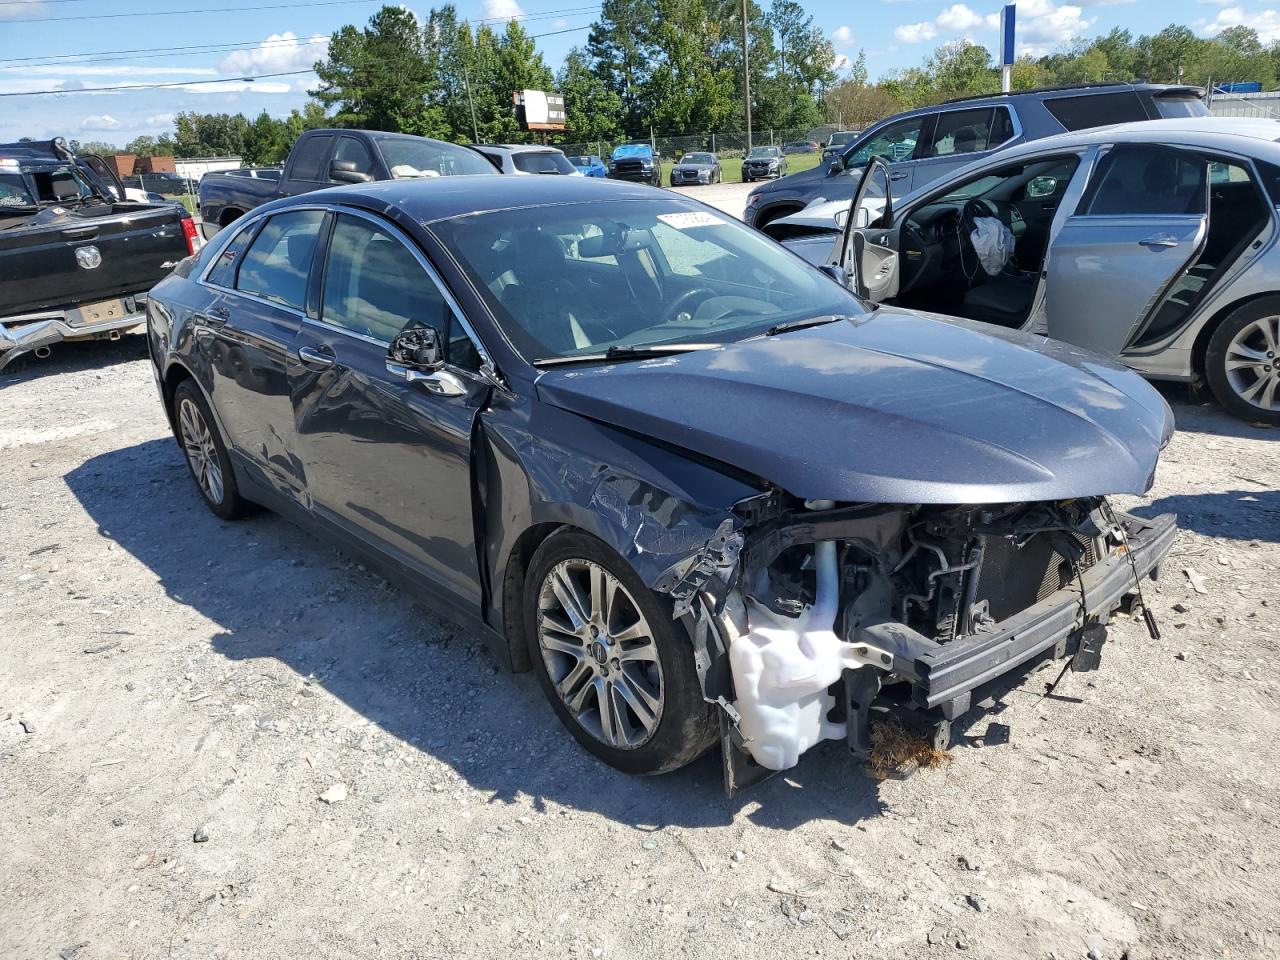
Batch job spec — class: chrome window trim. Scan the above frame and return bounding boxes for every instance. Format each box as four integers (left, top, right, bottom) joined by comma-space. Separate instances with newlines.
195, 201, 494, 371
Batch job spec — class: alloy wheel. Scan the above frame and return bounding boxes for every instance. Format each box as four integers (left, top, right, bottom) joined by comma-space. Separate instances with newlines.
1224, 314, 1280, 412
178, 397, 225, 505
536, 558, 664, 749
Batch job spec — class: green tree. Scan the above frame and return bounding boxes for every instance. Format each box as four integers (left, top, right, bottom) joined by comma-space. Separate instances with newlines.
173, 112, 249, 157
557, 47, 624, 142
313, 5, 448, 136
587, 0, 658, 132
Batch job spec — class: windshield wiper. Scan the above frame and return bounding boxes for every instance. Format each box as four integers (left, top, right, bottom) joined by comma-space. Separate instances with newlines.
762, 314, 850, 337
534, 343, 721, 367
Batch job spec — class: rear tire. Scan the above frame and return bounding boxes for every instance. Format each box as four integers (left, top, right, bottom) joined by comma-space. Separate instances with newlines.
1205, 298, 1280, 425
523, 530, 718, 775
172, 380, 250, 520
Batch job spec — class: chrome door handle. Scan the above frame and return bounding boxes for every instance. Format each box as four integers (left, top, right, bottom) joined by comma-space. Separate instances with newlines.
385, 361, 467, 397
1138, 234, 1179, 249
889, 172, 908, 181
298, 345, 335, 367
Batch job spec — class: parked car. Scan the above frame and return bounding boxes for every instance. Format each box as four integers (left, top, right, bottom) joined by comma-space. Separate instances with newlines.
768, 117, 1280, 425
783, 141, 820, 154
822, 130, 860, 160
742, 145, 787, 182
124, 171, 189, 197
0, 138, 200, 370
745, 82, 1208, 229
606, 143, 661, 186
471, 144, 580, 175
570, 154, 607, 177
146, 176, 1175, 788
669, 151, 721, 186
197, 129, 496, 240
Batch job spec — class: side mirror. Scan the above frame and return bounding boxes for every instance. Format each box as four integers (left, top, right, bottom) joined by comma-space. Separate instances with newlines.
829, 156, 844, 174
388, 326, 443, 370
834, 208, 849, 230
330, 160, 373, 184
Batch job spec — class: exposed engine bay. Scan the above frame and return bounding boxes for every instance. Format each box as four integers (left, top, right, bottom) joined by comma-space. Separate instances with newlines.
675, 494, 1176, 791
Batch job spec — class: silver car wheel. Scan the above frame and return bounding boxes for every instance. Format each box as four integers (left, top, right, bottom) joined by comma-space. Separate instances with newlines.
536, 559, 664, 749
1225, 315, 1280, 411
178, 397, 224, 505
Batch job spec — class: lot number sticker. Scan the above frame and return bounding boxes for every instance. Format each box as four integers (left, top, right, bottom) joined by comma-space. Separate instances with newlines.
657, 211, 725, 229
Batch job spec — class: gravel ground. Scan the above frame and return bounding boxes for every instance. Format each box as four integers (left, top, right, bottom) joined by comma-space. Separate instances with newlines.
1, 335, 1278, 960
671, 180, 752, 218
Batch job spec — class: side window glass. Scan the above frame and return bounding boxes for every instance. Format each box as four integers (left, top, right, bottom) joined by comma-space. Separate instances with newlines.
446, 310, 483, 371
1044, 92, 1147, 132
290, 135, 333, 181
848, 117, 924, 167
1082, 147, 1207, 216
930, 109, 995, 157
990, 107, 1014, 146
322, 215, 447, 343
331, 137, 374, 182
235, 210, 324, 311
206, 220, 257, 287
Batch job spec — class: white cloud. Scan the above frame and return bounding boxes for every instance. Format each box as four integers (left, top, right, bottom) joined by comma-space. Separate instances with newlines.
1199, 0, 1233, 5
219, 32, 329, 75
936, 4, 984, 30
145, 113, 176, 128
0, 65, 216, 77
0, 0, 46, 22
832, 53, 853, 71
181, 80, 294, 95
79, 114, 121, 132
553, 16, 568, 27
483, 0, 525, 20
895, 20, 939, 42
831, 25, 855, 48
1200, 5, 1280, 40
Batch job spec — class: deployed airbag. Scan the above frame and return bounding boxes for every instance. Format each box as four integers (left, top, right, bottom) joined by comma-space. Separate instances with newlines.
971, 216, 1014, 276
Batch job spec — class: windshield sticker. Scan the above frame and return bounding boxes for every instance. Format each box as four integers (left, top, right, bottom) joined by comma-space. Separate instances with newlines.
657, 211, 724, 229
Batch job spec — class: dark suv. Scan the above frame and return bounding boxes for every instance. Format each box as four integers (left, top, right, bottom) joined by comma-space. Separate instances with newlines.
744, 82, 1206, 229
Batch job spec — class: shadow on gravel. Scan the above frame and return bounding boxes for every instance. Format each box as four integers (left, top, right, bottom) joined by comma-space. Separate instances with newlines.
67, 437, 894, 831
0, 332, 149, 387
1156, 386, 1277, 442
1131, 489, 1280, 543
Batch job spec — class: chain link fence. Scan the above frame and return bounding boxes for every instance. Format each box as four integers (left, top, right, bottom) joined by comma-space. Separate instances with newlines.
556, 126, 866, 160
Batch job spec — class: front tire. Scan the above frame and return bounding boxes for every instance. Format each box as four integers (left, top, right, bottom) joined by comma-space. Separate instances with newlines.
524, 530, 717, 775
1205, 299, 1280, 425
173, 380, 250, 520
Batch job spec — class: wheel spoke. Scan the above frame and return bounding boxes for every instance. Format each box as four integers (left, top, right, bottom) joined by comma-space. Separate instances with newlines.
1258, 317, 1279, 355
594, 677, 618, 746
559, 659, 594, 711
613, 671, 660, 735
1242, 374, 1270, 402
616, 637, 658, 662
589, 564, 606, 625
540, 627, 586, 656
549, 567, 589, 632
1261, 375, 1279, 411
1227, 341, 1267, 365
611, 617, 651, 645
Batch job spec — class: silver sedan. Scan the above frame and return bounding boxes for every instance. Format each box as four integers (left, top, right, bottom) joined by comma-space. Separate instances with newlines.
771, 117, 1280, 425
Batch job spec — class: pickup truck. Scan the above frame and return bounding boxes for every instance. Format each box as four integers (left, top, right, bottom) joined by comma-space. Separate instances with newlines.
1, 138, 200, 370
197, 128, 497, 239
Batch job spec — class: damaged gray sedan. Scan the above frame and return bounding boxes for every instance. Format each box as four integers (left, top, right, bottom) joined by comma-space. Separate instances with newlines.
145, 176, 1176, 789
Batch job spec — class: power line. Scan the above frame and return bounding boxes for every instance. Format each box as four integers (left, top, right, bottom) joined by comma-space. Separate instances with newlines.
0, 6, 600, 65
0, 38, 331, 71
0, 69, 312, 97
3, 0, 383, 23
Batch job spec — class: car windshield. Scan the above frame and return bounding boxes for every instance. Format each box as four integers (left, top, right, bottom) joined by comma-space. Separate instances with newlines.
612, 145, 651, 159
0, 171, 35, 208
683, 153, 715, 164
377, 136, 496, 178
512, 151, 577, 175
830, 132, 857, 146
748, 147, 779, 158
569, 156, 590, 165
430, 199, 865, 364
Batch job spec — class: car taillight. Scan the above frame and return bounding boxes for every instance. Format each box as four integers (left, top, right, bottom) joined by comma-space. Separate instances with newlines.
180, 215, 201, 257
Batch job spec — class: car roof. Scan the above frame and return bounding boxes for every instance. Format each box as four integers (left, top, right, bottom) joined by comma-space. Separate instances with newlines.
941, 81, 1202, 106
307, 174, 682, 223
991, 116, 1280, 160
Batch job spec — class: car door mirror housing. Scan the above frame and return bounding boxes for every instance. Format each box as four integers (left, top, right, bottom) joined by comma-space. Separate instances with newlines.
388, 326, 444, 370
330, 161, 374, 184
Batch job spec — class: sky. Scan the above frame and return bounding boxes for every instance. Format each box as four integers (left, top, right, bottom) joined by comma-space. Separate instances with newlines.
0, 0, 1268, 147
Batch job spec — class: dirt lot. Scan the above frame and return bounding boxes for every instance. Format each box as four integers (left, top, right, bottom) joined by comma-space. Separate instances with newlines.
1, 336, 1277, 960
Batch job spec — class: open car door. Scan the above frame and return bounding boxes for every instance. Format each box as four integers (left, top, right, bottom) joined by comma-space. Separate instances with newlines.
830, 158, 899, 303
79, 154, 129, 202
1043, 144, 1207, 356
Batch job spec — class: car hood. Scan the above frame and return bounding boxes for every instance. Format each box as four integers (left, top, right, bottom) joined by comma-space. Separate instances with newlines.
534, 310, 1174, 504
751, 159, 851, 196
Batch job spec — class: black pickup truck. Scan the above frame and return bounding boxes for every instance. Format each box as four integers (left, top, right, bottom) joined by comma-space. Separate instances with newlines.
197, 128, 497, 239
1, 138, 199, 370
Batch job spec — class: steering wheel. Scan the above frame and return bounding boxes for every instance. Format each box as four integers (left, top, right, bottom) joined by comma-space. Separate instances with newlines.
665, 286, 718, 323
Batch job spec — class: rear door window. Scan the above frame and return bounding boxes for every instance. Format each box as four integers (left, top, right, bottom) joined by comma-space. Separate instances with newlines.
206, 220, 258, 287
331, 137, 375, 182
235, 210, 325, 311
1080, 145, 1207, 216
1043, 92, 1148, 132
929, 108, 1001, 157
289, 135, 333, 182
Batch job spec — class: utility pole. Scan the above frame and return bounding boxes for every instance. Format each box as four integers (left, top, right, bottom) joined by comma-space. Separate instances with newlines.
741, 0, 752, 150
462, 61, 480, 144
